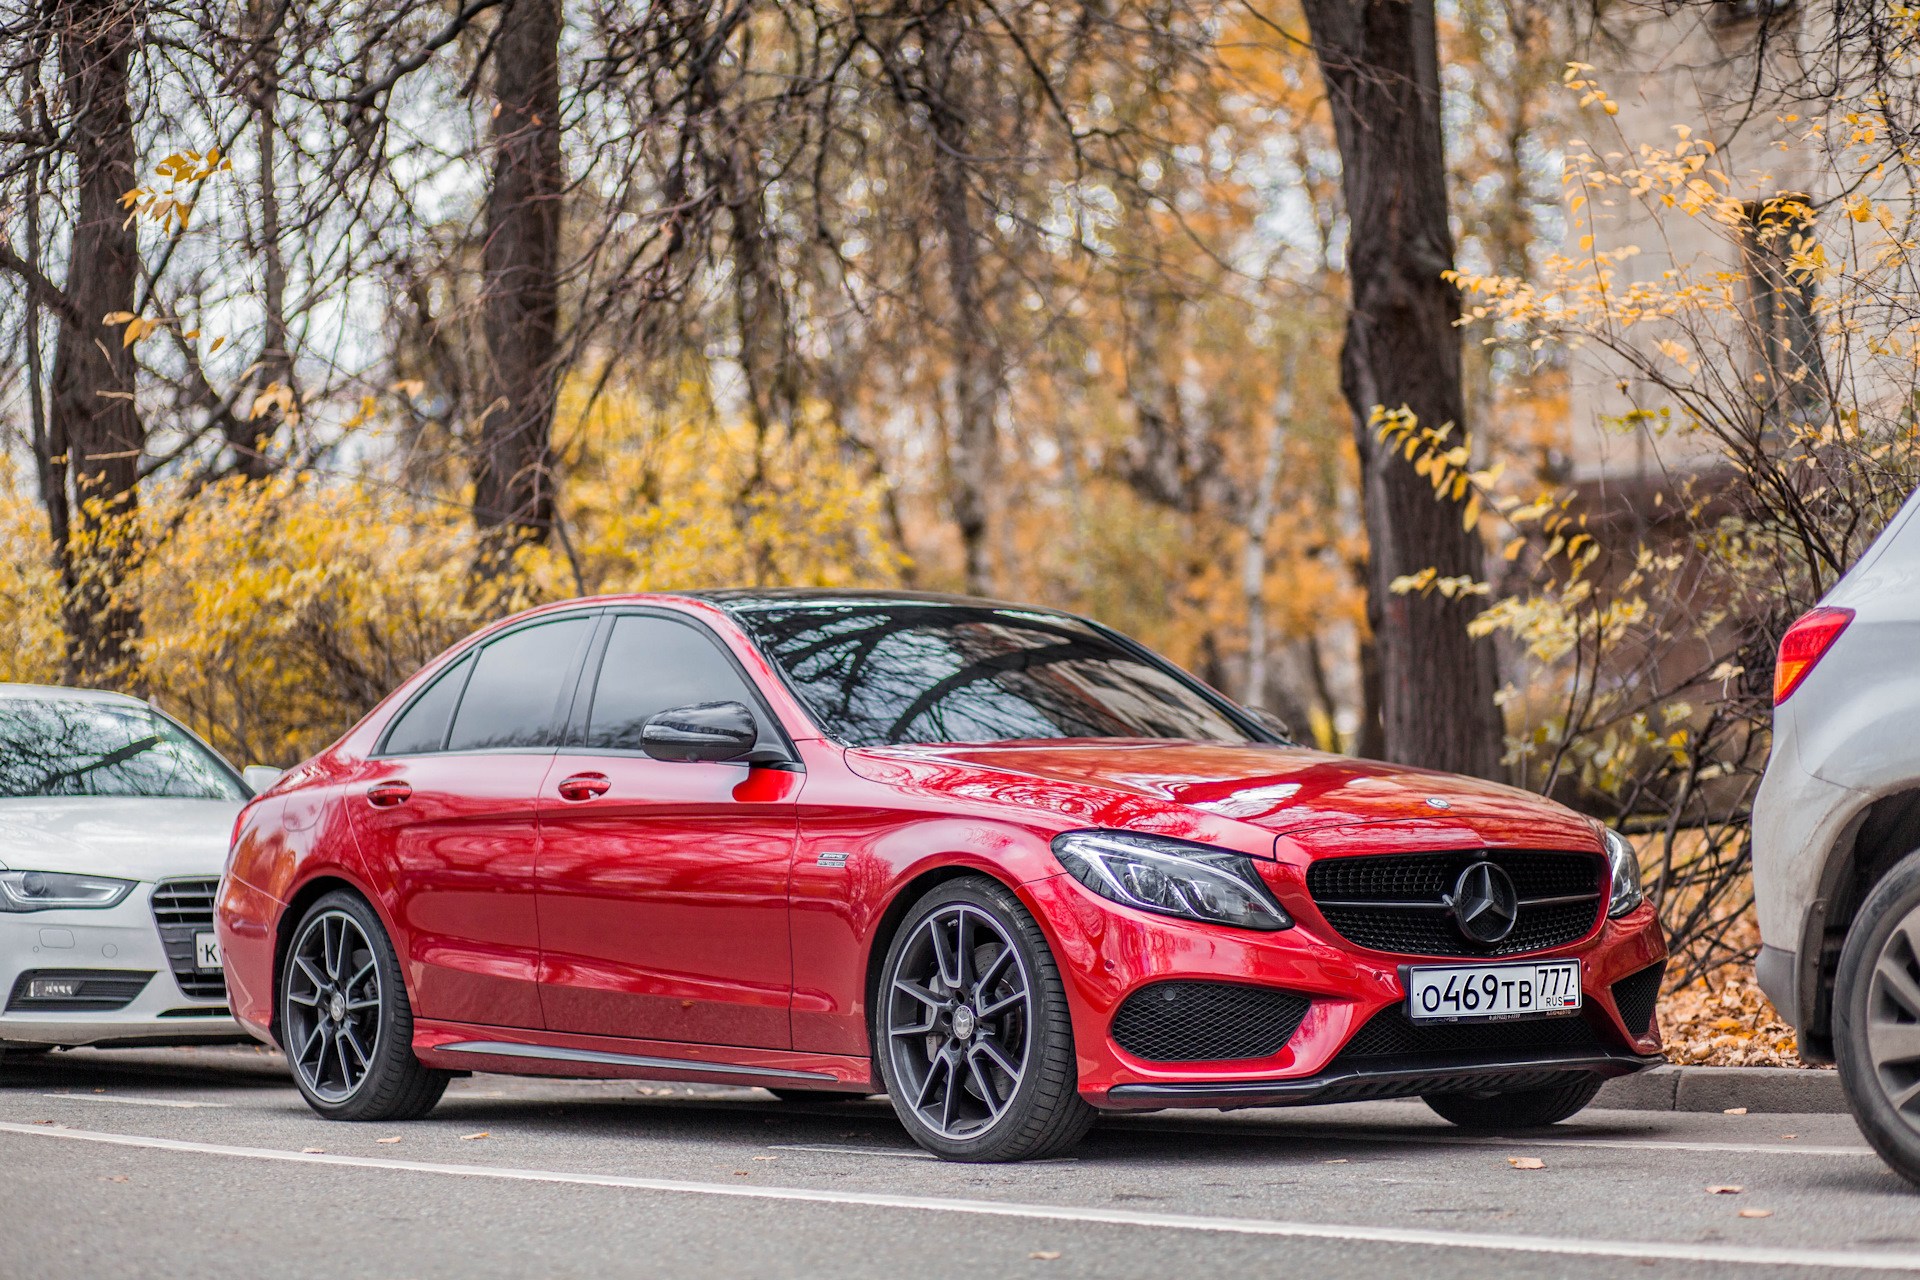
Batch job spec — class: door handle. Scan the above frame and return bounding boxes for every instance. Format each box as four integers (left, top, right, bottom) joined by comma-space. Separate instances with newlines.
366, 781, 412, 808
557, 772, 611, 802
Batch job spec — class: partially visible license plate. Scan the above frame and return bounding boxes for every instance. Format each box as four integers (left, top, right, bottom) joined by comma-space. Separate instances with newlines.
1406, 959, 1579, 1023
195, 932, 222, 970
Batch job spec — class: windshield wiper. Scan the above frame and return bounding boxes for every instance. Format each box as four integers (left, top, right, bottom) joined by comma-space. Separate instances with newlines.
32, 734, 165, 793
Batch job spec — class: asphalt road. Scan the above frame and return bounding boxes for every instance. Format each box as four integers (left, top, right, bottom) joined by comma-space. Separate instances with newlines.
2, 1046, 1915, 1280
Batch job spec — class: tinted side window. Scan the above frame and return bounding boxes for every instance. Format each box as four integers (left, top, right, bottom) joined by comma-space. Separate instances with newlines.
382, 656, 473, 755
586, 616, 761, 750
445, 617, 593, 752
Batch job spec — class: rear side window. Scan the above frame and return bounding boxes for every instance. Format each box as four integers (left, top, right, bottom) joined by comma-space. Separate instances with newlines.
444, 616, 594, 752
585, 615, 765, 750
381, 656, 472, 755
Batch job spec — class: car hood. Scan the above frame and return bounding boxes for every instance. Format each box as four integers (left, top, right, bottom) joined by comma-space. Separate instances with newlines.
0, 797, 240, 881
845, 740, 1599, 848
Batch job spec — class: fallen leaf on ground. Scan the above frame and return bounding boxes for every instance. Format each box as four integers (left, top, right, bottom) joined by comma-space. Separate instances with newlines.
376, 1137, 401, 1144
1509, 1158, 1546, 1170
1706, 1185, 1743, 1194
1030, 1252, 1062, 1260
1322, 1159, 1348, 1164
301, 1148, 325, 1154
460, 1132, 490, 1141
1723, 1107, 1748, 1115
30, 1120, 53, 1126
732, 1171, 749, 1176
752, 1155, 777, 1160
98, 1176, 129, 1182
1781, 1134, 1797, 1139
1739, 1208, 1774, 1219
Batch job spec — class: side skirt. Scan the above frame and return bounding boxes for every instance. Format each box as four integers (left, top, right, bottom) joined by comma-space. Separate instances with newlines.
411, 1020, 871, 1090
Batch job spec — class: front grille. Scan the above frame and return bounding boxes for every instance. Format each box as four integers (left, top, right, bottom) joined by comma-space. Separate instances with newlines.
8, 969, 154, 1012
1111, 981, 1311, 1062
158, 1006, 231, 1018
1610, 963, 1664, 1037
150, 878, 226, 1000
1306, 849, 1603, 957
1333, 1004, 1603, 1064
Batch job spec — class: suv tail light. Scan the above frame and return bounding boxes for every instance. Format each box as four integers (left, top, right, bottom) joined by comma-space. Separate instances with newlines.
1773, 607, 1854, 704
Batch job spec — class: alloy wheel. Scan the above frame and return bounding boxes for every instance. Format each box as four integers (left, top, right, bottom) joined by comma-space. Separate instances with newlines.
883, 902, 1033, 1140
1867, 908, 1920, 1127
285, 909, 383, 1103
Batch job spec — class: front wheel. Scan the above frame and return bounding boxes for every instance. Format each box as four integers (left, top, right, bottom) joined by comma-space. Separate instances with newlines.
1835, 848, 1920, 1187
1422, 1075, 1604, 1128
280, 890, 448, 1122
874, 877, 1095, 1162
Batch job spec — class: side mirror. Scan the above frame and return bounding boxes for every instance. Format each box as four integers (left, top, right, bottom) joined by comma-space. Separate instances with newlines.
641, 701, 759, 763
241, 764, 284, 795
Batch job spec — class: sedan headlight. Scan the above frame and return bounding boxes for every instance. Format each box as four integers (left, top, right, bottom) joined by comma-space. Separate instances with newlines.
1603, 828, 1643, 918
0, 870, 137, 912
1050, 830, 1291, 931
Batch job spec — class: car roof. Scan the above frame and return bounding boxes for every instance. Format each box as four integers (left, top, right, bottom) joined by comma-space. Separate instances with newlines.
682, 588, 1059, 614
0, 683, 147, 707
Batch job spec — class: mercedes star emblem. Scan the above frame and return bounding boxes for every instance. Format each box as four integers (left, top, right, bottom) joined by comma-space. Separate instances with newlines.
1425, 796, 1452, 810
1447, 860, 1519, 944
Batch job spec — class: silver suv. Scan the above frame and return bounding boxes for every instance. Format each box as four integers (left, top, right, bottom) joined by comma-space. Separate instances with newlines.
1754, 484, 1920, 1180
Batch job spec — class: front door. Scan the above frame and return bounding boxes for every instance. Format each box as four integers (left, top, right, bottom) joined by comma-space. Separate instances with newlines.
351, 613, 596, 1029
535, 610, 799, 1048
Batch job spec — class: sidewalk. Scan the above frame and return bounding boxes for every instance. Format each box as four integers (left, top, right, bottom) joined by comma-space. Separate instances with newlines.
1594, 1064, 1847, 1113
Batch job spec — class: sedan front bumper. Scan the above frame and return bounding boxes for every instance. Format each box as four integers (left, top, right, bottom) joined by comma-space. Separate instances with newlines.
0, 895, 242, 1047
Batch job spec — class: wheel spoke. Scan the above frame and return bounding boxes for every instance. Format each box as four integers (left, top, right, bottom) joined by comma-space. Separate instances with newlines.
344, 997, 381, 1012
339, 1023, 371, 1070
1888, 1076, 1920, 1113
929, 918, 962, 991
323, 916, 344, 982
295, 1020, 327, 1071
892, 978, 946, 1011
973, 1037, 1021, 1080
939, 1047, 963, 1132
953, 909, 976, 989
287, 987, 321, 1007
1870, 1019, 1920, 1068
965, 1049, 1005, 1117
976, 984, 1027, 1019
913, 1049, 948, 1111
890, 1016, 939, 1038
1877, 953, 1920, 1023
347, 958, 377, 994
292, 955, 326, 994
975, 943, 1014, 992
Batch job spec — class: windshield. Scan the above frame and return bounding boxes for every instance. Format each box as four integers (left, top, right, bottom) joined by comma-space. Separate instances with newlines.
0, 698, 246, 800
731, 603, 1258, 748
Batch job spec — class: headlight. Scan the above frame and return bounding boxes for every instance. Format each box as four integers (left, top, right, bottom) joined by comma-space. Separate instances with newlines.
1603, 828, 1643, 918
1050, 830, 1291, 931
0, 870, 137, 912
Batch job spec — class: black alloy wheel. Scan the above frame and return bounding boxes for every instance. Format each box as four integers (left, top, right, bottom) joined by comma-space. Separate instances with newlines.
874, 877, 1095, 1161
1836, 848, 1920, 1187
280, 890, 448, 1122
1422, 1074, 1605, 1128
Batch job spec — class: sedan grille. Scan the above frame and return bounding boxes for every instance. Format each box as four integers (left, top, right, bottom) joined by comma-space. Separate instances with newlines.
1332, 1004, 1603, 1064
1111, 980, 1310, 1062
1306, 849, 1603, 957
150, 878, 226, 1000
7, 968, 154, 1012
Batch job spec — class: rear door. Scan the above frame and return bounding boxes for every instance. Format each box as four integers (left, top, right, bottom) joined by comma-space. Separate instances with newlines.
535, 609, 800, 1048
351, 613, 596, 1029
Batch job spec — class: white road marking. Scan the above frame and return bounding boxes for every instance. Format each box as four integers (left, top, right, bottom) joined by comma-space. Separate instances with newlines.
1126, 1120, 1874, 1159
1, 1120, 1914, 1271
42, 1094, 228, 1110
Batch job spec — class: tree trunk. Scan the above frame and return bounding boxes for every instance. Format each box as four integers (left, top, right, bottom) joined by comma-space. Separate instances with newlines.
924, 11, 999, 598
235, 0, 288, 480
48, 0, 144, 685
474, 0, 563, 574
1298, 0, 1505, 780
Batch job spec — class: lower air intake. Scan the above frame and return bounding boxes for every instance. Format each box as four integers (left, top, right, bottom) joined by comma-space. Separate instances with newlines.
1610, 964, 1664, 1038
1333, 1004, 1603, 1064
1111, 981, 1310, 1062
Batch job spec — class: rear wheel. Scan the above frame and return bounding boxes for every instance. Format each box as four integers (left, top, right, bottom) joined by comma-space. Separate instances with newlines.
280, 891, 448, 1122
1835, 848, 1920, 1187
1422, 1075, 1604, 1128
874, 877, 1095, 1162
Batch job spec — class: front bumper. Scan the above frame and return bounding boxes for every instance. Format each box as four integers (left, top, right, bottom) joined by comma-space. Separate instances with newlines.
1020, 874, 1668, 1108
0, 895, 241, 1047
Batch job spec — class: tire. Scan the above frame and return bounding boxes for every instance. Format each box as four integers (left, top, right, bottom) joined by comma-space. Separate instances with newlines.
873, 876, 1096, 1162
1835, 848, 1920, 1187
1422, 1075, 1605, 1128
280, 890, 449, 1122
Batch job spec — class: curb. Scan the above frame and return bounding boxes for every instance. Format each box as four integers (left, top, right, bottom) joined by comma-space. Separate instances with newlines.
1593, 1065, 1847, 1114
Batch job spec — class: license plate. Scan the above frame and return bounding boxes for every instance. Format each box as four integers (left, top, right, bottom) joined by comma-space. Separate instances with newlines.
195, 932, 222, 970
1406, 959, 1580, 1023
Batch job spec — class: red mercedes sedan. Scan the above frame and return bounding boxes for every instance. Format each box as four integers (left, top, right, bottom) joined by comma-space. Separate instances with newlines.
217, 591, 1665, 1160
